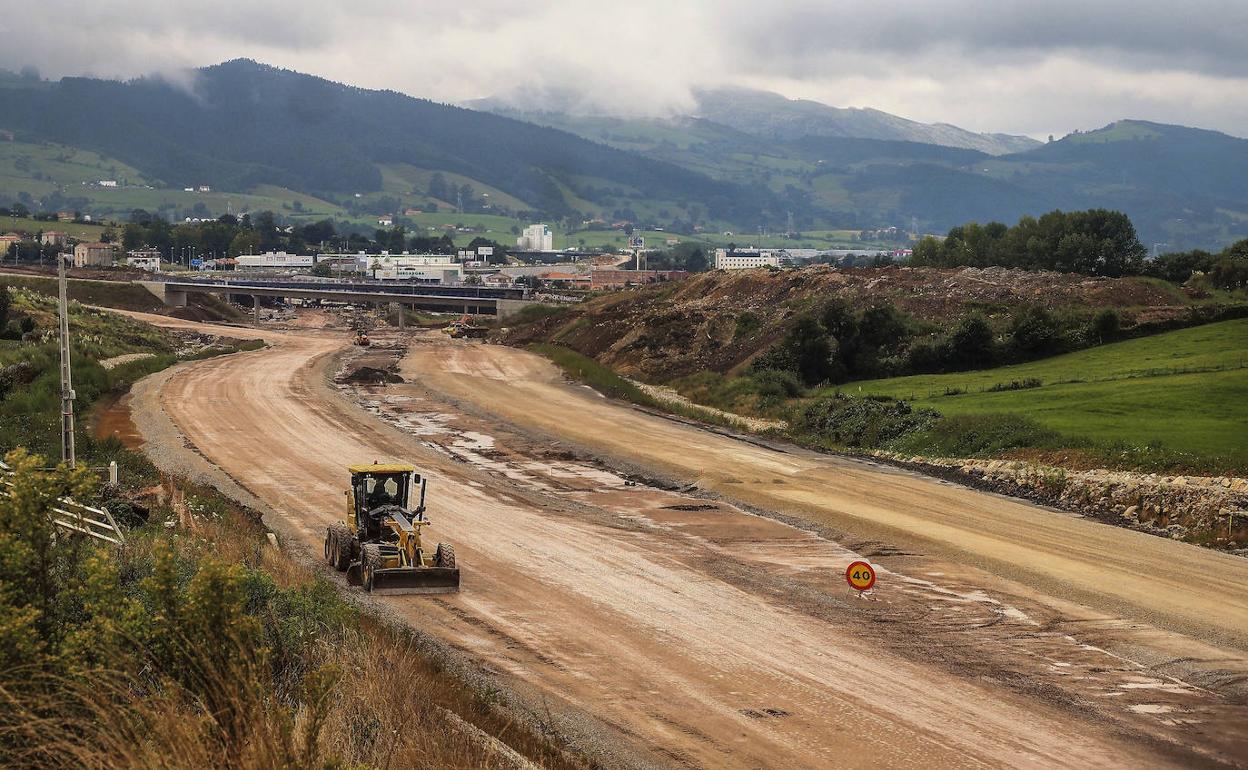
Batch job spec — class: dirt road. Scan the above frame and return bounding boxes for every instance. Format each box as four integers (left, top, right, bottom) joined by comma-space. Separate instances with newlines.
127, 315, 1248, 768
409, 341, 1248, 649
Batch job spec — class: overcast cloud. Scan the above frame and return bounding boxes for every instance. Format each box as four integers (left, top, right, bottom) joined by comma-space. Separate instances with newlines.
1, 0, 1246, 138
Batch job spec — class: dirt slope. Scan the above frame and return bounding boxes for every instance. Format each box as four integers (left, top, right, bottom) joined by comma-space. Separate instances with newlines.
500, 265, 1196, 380
116, 312, 1248, 768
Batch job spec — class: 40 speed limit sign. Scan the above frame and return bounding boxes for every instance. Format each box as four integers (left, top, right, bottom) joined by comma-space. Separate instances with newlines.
845, 560, 877, 592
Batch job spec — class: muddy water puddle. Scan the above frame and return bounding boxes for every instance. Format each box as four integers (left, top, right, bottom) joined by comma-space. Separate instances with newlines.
90, 391, 145, 449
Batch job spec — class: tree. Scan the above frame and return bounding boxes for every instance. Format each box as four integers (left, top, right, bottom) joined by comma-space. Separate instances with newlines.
1008, 307, 1061, 356
228, 231, 260, 257
427, 173, 449, 202
0, 284, 10, 330
945, 314, 996, 369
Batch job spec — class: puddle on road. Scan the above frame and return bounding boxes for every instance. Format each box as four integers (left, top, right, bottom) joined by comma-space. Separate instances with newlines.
89, 391, 145, 449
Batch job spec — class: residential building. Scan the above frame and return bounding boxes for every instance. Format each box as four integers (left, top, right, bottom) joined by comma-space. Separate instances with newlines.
377, 214, 394, 227
537, 271, 590, 289
73, 242, 114, 267
98, 180, 117, 188
57, 211, 75, 222
40, 231, 69, 247
127, 248, 163, 272
517, 223, 554, 251
714, 248, 780, 270
482, 273, 515, 287
0, 233, 23, 254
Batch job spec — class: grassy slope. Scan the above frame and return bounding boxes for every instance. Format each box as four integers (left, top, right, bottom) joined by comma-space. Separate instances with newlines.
0, 274, 166, 312
1, 215, 108, 239
843, 319, 1248, 459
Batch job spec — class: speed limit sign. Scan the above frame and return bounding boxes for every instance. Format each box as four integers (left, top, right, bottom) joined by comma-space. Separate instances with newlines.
845, 560, 876, 592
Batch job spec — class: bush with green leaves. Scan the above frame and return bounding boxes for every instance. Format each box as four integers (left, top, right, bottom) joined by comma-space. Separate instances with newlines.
891, 413, 1060, 457
793, 394, 939, 448
1008, 307, 1062, 356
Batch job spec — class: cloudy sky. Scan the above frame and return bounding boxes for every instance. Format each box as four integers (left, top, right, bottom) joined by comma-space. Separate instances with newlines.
2, 0, 1246, 139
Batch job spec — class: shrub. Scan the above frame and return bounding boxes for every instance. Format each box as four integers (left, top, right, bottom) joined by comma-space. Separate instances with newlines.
1008, 306, 1062, 356
1088, 308, 1120, 343
985, 378, 1042, 392
733, 311, 761, 340
944, 313, 997, 370
794, 394, 939, 448
893, 413, 1060, 457
749, 369, 804, 405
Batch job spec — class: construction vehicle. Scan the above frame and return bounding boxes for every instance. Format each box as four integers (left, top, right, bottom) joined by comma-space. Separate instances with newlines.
324, 463, 460, 594
443, 314, 488, 339
350, 312, 372, 346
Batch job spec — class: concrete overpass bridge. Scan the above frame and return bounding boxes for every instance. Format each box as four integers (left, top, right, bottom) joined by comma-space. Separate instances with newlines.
139, 277, 539, 323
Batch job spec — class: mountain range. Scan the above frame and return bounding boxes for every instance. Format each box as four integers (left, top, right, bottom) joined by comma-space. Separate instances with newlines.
1, 60, 1246, 250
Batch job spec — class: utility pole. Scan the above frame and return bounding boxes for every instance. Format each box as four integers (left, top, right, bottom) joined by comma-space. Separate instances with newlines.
57, 253, 76, 468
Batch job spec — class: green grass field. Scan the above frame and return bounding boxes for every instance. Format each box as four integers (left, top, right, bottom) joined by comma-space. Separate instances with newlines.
841, 319, 1248, 460
1, 215, 108, 239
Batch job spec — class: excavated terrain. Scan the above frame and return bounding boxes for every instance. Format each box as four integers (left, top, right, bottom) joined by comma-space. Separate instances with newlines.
500, 265, 1208, 381
115, 310, 1248, 769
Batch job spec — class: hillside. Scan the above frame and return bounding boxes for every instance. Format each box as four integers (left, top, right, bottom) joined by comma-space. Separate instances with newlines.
470, 99, 1248, 249
471, 87, 1040, 155
501, 265, 1201, 382
4, 63, 1248, 249
0, 61, 771, 223
848, 319, 1248, 461
691, 88, 1041, 154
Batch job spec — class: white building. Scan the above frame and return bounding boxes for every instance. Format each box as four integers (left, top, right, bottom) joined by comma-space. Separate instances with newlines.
714, 248, 780, 270
98, 180, 117, 187
355, 253, 464, 283
127, 255, 162, 272
517, 223, 553, 251
235, 251, 316, 269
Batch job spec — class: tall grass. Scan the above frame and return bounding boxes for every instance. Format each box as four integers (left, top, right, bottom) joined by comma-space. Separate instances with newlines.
0, 456, 586, 770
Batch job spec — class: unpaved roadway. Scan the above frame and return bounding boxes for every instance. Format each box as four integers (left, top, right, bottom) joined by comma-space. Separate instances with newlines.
125, 314, 1248, 768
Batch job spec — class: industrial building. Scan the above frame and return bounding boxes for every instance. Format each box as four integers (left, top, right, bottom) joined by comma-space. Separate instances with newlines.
353, 253, 464, 283
235, 251, 316, 270
516, 223, 554, 251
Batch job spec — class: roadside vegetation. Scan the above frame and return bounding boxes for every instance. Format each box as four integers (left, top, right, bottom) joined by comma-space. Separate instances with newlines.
0, 283, 587, 769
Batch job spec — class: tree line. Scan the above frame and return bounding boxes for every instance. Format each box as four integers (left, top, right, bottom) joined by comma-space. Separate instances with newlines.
911, 208, 1248, 289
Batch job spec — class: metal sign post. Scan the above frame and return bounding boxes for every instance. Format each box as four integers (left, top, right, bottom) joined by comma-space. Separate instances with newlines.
57, 254, 76, 468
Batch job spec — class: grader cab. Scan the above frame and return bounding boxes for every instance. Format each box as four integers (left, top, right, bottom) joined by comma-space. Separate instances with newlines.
324, 463, 460, 594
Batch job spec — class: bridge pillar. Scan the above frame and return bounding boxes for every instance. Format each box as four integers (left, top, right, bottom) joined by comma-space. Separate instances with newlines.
135, 280, 187, 307
253, 295, 260, 326
390, 302, 405, 330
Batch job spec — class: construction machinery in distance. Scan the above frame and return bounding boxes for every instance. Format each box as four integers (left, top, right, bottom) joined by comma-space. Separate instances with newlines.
350, 311, 372, 346
324, 463, 460, 594
443, 314, 488, 339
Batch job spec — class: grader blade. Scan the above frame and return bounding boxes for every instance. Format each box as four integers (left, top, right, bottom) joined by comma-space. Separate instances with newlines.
368, 566, 460, 595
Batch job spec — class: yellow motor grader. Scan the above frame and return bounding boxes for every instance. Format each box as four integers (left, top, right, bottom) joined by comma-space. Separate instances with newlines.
324, 463, 459, 594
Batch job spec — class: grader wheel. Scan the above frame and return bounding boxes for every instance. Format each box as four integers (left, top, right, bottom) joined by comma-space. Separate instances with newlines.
435, 542, 456, 570
327, 524, 353, 572
361, 544, 384, 592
